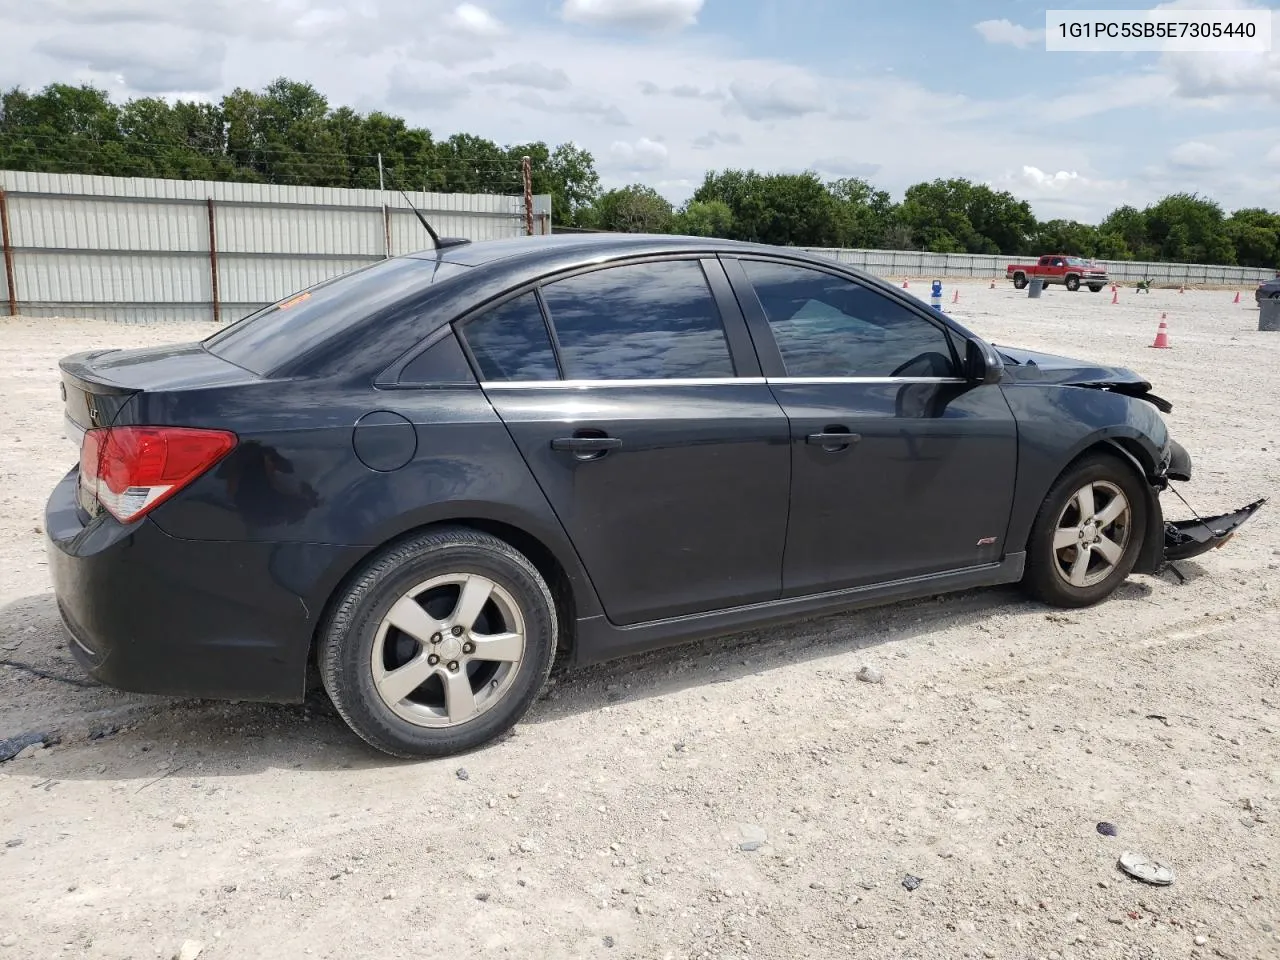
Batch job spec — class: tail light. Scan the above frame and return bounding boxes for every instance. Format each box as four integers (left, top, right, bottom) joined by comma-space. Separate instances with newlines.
79, 426, 237, 523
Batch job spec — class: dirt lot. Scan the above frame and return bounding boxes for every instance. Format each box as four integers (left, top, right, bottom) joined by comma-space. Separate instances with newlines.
1, 282, 1277, 960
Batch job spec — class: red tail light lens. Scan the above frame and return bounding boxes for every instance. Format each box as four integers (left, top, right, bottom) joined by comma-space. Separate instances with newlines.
79, 426, 237, 523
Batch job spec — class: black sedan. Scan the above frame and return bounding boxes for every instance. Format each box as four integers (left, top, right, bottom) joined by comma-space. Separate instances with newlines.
1257, 277, 1280, 301
46, 233, 1264, 758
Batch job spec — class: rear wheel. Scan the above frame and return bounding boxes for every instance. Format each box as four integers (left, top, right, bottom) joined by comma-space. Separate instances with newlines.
1012, 273, 1028, 290
1022, 454, 1147, 608
1088, 285, 1104, 293
319, 527, 557, 758
1065, 275, 1081, 292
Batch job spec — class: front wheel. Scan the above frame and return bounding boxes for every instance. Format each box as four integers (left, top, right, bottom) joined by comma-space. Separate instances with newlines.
1065, 275, 1081, 292
319, 527, 558, 758
1022, 454, 1147, 608
1012, 273, 1028, 290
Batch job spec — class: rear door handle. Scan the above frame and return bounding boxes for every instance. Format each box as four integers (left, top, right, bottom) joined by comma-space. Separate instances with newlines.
551, 437, 623, 453
806, 429, 861, 450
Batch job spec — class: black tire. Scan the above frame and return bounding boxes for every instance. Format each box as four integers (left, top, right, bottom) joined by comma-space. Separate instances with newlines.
319, 527, 557, 759
1065, 275, 1081, 292
1088, 285, 1104, 293
1021, 453, 1148, 609
1012, 273, 1028, 290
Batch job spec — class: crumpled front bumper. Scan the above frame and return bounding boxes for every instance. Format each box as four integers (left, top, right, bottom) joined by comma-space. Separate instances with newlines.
1164, 498, 1267, 563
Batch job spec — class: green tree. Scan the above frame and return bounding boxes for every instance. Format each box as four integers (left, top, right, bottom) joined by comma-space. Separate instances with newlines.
828, 177, 894, 248
1031, 219, 1100, 257
1142, 193, 1234, 264
587, 184, 674, 233
1225, 207, 1280, 269
692, 169, 839, 246
673, 199, 735, 237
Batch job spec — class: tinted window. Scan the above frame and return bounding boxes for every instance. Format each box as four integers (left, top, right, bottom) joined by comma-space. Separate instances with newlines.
204, 257, 471, 376
541, 260, 735, 380
461, 293, 558, 381
740, 260, 956, 379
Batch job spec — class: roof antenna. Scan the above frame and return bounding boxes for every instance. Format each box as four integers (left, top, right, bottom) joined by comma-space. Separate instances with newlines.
384, 168, 470, 251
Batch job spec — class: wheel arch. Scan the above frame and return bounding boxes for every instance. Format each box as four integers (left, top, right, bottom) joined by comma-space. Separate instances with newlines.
305, 509, 600, 675
1024, 433, 1165, 575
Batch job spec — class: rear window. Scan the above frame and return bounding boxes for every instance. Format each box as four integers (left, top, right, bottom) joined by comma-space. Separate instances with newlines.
204, 257, 470, 375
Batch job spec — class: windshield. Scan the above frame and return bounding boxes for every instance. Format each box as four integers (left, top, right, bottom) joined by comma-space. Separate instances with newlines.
1066, 257, 1093, 266
205, 256, 471, 376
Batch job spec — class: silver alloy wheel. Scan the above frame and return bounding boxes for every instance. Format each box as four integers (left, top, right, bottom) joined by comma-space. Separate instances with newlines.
370, 573, 526, 728
1051, 480, 1132, 588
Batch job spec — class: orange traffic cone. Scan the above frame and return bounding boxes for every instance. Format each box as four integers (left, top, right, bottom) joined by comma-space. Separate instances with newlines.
1111, 282, 1117, 293
902, 279, 909, 288
1178, 284, 1185, 294
1111, 289, 1119, 304
989, 278, 996, 289
1233, 291, 1241, 304
1150, 318, 1170, 349
952, 289, 960, 304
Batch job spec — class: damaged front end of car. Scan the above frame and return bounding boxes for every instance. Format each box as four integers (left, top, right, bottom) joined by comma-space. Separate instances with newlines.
1149, 437, 1266, 570
994, 344, 1266, 573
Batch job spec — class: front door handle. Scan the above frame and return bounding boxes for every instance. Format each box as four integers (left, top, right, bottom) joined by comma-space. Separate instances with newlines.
806, 428, 861, 451
551, 436, 623, 453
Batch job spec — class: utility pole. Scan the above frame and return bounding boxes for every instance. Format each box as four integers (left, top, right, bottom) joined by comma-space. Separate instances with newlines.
522, 155, 534, 236
377, 152, 385, 191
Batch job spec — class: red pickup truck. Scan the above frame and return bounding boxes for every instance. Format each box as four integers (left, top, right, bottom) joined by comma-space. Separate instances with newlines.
1006, 255, 1109, 292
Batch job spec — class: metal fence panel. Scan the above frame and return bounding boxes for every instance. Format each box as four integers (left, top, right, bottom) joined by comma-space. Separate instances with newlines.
0, 170, 551, 322
800, 247, 1273, 286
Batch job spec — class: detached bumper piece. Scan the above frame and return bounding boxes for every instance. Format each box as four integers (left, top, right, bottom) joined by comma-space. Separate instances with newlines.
1164, 498, 1266, 562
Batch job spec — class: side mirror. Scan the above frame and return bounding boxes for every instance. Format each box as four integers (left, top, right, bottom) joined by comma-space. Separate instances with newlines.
966, 338, 1004, 385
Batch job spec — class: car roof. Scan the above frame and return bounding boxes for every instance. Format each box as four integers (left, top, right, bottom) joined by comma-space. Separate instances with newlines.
403, 232, 832, 270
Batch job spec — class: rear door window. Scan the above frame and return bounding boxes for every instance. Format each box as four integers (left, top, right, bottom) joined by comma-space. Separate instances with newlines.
739, 259, 957, 379
459, 293, 559, 382
540, 260, 736, 380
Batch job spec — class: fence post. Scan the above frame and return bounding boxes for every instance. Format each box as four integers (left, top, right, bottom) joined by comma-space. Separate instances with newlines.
206, 197, 220, 325
522, 156, 534, 237
0, 187, 16, 317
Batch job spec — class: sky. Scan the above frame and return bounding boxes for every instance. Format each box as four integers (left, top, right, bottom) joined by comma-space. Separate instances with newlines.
2, 0, 1278, 224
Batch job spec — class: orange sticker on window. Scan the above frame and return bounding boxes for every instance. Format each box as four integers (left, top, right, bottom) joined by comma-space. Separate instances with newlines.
279, 292, 311, 310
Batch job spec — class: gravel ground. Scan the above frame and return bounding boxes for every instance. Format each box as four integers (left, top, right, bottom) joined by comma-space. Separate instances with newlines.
1, 282, 1277, 960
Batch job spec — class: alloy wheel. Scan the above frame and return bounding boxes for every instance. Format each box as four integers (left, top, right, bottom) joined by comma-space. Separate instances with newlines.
370, 573, 526, 728
1051, 480, 1132, 588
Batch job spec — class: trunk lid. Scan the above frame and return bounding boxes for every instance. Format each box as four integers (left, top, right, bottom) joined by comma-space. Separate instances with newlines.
60, 342, 257, 438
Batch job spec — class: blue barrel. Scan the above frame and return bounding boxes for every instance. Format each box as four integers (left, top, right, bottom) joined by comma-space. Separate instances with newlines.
930, 280, 943, 311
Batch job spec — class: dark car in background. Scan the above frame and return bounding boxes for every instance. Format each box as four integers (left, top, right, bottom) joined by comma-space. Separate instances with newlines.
46, 234, 1264, 758
1257, 277, 1280, 302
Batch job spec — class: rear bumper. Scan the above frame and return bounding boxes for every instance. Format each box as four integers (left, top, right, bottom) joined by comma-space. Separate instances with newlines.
45, 467, 362, 702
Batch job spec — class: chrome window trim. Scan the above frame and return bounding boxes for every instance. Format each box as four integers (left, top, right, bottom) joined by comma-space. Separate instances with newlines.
767, 377, 969, 385
479, 376, 968, 389
481, 377, 766, 389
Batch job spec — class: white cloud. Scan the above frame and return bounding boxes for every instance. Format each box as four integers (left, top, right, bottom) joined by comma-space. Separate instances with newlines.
610, 136, 669, 169
812, 157, 881, 179
974, 19, 1044, 48
1154, 0, 1280, 102
562, 0, 702, 31
472, 62, 570, 91
692, 130, 741, 150
386, 62, 470, 109
1267, 143, 1280, 165
727, 77, 825, 121
1169, 140, 1230, 169
35, 28, 226, 92
450, 2, 503, 37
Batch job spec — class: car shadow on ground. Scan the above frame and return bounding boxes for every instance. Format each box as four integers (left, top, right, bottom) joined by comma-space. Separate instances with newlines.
0, 573, 1171, 779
